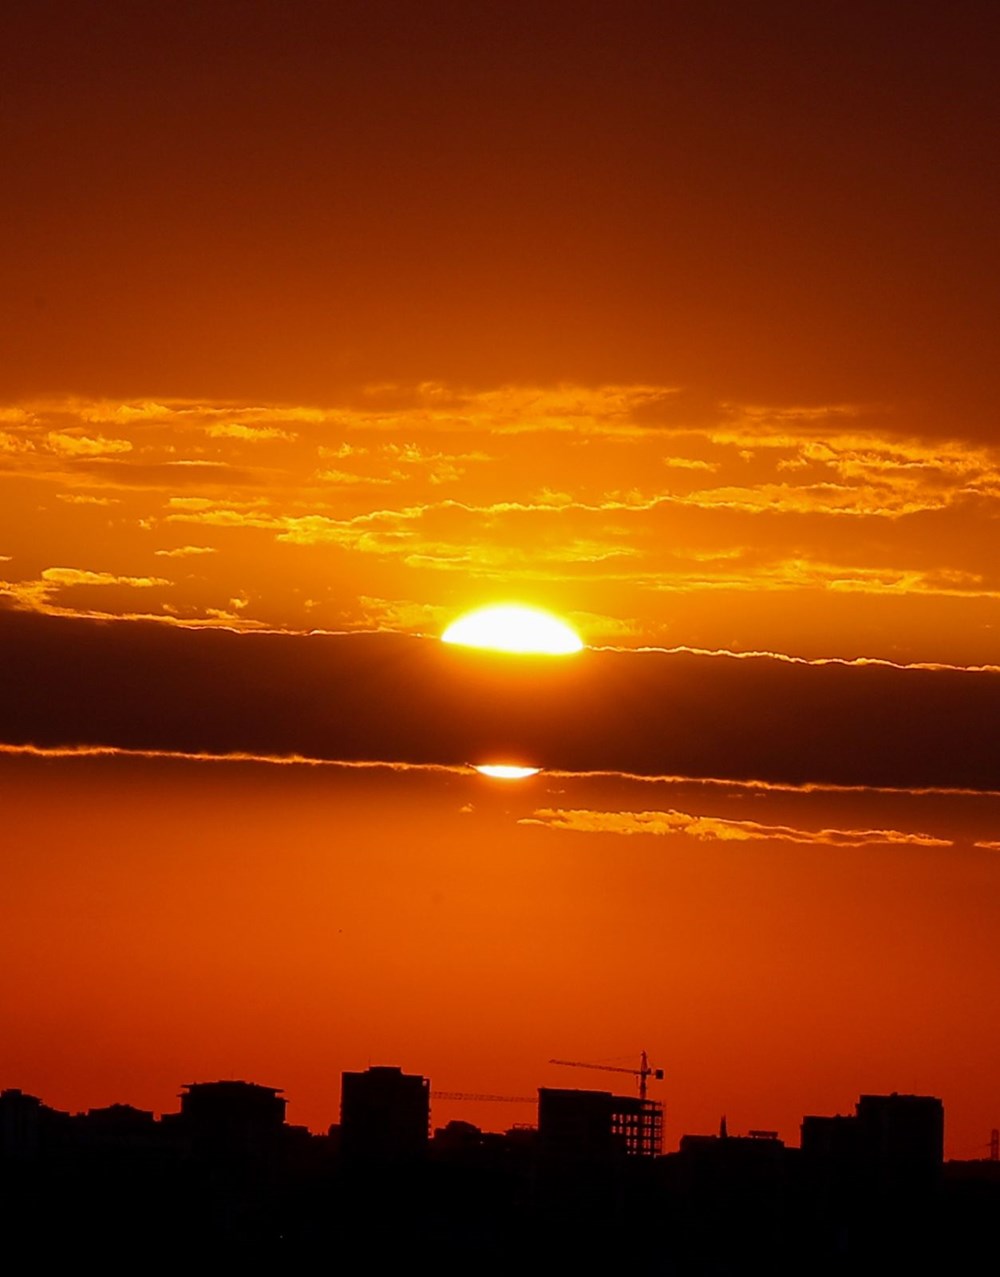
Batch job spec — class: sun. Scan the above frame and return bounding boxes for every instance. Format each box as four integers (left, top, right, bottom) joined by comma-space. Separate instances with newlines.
441, 605, 583, 655
473, 764, 541, 780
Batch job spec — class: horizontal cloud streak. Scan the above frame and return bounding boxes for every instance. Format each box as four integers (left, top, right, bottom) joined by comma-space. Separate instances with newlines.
521, 807, 951, 848
0, 740, 463, 775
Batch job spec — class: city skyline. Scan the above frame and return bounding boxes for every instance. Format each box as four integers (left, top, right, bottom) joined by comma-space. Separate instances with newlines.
0, 1062, 953, 1160
3, 1065, 970, 1264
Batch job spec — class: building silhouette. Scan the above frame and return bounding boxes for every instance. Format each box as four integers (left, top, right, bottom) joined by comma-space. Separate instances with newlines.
538, 1086, 663, 1161
801, 1091, 944, 1198
78, 1103, 156, 1137
340, 1064, 429, 1164
800, 1091, 945, 1266
167, 1080, 287, 1158
0, 1088, 70, 1160
855, 1092, 944, 1196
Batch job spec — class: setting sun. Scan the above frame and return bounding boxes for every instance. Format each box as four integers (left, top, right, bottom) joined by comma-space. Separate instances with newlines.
441, 605, 584, 655
473, 764, 541, 780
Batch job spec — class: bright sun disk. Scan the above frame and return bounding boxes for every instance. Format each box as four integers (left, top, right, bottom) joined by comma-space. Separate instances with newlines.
441, 605, 583, 655
474, 764, 541, 780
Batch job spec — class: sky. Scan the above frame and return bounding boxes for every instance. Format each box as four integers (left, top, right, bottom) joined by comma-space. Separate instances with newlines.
2, 1, 1000, 1154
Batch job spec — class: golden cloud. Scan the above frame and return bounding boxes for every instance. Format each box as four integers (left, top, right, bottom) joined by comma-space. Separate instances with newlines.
315, 468, 393, 486
55, 493, 121, 506
355, 595, 450, 633
522, 807, 952, 848
40, 568, 170, 589
0, 430, 33, 454
46, 432, 133, 457
153, 545, 217, 558
205, 423, 296, 441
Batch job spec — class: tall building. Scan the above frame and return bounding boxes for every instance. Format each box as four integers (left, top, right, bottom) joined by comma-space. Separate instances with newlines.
538, 1087, 663, 1161
855, 1092, 944, 1196
800, 1091, 945, 1266
173, 1080, 287, 1156
339, 1065, 429, 1164
0, 1088, 71, 1160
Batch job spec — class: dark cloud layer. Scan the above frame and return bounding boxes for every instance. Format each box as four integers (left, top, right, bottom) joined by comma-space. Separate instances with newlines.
2, 610, 998, 791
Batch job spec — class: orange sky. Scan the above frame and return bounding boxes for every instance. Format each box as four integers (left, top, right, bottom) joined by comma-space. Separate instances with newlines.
2, 1, 999, 1155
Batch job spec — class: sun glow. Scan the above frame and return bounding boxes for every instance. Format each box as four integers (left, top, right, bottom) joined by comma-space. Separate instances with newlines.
441, 605, 583, 655
474, 764, 541, 780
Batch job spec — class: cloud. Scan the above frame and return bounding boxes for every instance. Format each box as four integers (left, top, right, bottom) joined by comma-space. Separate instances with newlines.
663, 456, 717, 471
166, 499, 642, 575
162, 489, 1000, 599
355, 595, 450, 633
0, 740, 466, 776
319, 443, 368, 460
599, 643, 1000, 676
165, 505, 279, 530
3, 613, 1000, 794
0, 430, 33, 454
6, 385, 683, 444
345, 382, 681, 436
642, 558, 1000, 600
205, 423, 295, 441
166, 459, 233, 469
165, 497, 223, 510
520, 807, 951, 848
74, 400, 176, 424
46, 432, 133, 457
153, 545, 217, 558
39, 568, 169, 589
675, 480, 931, 517
55, 493, 121, 506
0, 569, 173, 619
316, 468, 393, 486
70, 458, 255, 487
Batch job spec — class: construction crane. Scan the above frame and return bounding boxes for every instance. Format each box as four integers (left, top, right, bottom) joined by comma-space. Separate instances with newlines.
549, 1050, 663, 1102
